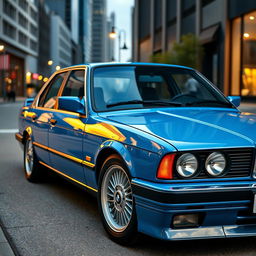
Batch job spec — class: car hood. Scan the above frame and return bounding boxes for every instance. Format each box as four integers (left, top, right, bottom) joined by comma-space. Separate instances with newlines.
101, 108, 256, 151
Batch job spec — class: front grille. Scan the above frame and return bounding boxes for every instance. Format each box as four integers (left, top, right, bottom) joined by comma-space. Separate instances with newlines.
174, 148, 254, 179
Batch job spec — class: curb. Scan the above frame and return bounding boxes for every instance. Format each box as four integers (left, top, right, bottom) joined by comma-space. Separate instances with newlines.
0, 218, 19, 256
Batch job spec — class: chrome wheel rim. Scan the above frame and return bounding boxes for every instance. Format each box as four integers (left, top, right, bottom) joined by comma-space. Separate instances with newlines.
101, 165, 133, 232
25, 140, 34, 176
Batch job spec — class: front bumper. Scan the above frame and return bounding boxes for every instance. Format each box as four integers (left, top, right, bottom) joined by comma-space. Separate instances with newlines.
132, 178, 256, 240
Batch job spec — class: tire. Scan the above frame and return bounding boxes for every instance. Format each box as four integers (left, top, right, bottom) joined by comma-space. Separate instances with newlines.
24, 137, 44, 182
98, 154, 138, 245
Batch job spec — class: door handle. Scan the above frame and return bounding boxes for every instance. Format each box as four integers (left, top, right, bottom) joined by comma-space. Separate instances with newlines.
50, 119, 57, 125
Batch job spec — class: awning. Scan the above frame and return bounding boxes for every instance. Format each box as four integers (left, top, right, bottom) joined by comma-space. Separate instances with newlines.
199, 24, 220, 45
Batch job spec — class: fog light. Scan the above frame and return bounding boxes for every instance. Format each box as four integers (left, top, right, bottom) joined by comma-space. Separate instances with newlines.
173, 214, 200, 228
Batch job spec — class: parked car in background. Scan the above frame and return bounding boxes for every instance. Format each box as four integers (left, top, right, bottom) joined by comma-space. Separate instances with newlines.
16, 63, 256, 244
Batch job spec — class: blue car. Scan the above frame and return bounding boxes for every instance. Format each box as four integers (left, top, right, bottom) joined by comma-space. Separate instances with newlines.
16, 63, 256, 244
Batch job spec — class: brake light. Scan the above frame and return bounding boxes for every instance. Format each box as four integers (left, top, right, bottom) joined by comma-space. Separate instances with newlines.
157, 154, 176, 179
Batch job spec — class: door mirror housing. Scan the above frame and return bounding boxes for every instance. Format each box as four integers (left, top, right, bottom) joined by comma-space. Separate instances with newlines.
58, 96, 86, 115
227, 96, 241, 107
24, 98, 34, 107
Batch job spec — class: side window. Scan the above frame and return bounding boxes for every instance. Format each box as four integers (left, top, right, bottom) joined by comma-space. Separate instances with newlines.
61, 70, 85, 98
38, 72, 66, 108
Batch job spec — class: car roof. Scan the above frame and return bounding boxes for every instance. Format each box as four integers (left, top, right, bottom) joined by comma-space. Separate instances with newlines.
63, 62, 194, 70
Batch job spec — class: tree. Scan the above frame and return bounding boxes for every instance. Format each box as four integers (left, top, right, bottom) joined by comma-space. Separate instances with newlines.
151, 34, 204, 71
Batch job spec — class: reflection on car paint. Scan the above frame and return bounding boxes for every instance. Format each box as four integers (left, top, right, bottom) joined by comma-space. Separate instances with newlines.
63, 117, 126, 141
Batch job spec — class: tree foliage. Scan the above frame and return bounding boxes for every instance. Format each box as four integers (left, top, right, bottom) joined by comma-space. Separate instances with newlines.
151, 34, 204, 70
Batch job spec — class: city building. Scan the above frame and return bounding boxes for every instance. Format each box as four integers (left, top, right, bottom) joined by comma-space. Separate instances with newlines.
0, 0, 39, 97
91, 0, 107, 62
50, 13, 72, 73
133, 0, 256, 99
37, 0, 51, 78
45, 0, 82, 65
79, 0, 92, 63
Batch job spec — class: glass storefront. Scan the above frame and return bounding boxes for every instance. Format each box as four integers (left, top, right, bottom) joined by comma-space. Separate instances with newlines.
231, 11, 256, 97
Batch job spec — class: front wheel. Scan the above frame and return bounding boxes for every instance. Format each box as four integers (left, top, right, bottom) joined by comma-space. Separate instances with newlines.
24, 138, 44, 182
98, 155, 138, 245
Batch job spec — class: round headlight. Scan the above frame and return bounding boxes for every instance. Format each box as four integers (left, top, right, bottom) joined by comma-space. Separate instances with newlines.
176, 153, 198, 178
205, 152, 226, 177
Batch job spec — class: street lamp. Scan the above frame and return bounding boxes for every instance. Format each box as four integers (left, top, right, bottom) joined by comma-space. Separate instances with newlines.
109, 27, 128, 62
48, 60, 53, 66
55, 65, 60, 71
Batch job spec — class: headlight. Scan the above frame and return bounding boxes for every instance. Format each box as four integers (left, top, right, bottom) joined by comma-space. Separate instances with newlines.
205, 152, 226, 177
176, 153, 198, 178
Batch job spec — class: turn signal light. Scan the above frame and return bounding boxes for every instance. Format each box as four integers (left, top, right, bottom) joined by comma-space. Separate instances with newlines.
157, 154, 176, 179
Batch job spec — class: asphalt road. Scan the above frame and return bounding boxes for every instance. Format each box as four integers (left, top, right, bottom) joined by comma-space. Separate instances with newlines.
1, 102, 256, 256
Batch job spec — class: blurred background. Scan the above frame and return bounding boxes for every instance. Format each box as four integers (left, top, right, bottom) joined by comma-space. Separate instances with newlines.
0, 0, 256, 102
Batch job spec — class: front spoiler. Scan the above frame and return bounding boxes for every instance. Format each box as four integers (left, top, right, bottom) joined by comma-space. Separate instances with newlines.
164, 224, 256, 240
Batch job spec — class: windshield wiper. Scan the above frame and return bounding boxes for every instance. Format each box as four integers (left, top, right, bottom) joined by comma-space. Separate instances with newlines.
106, 100, 182, 108
185, 100, 233, 107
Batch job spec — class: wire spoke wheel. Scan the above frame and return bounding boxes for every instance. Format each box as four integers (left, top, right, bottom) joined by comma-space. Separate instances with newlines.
25, 139, 34, 176
101, 165, 133, 233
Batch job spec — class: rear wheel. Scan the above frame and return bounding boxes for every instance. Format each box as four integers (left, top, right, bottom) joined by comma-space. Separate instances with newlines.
24, 137, 44, 182
98, 155, 138, 245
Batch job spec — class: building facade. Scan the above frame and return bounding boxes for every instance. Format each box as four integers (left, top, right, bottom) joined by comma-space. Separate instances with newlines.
45, 0, 82, 65
79, 0, 92, 63
50, 14, 72, 73
0, 0, 38, 97
91, 0, 107, 62
37, 0, 51, 78
133, 0, 256, 98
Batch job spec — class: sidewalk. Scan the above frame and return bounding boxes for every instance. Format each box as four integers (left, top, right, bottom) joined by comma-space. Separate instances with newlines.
0, 97, 26, 104
0, 226, 16, 256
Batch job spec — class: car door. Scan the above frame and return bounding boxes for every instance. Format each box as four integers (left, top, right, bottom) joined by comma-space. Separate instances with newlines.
30, 72, 68, 164
48, 69, 87, 184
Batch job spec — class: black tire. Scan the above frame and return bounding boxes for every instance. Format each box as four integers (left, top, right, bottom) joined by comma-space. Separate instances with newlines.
24, 137, 44, 182
98, 154, 138, 245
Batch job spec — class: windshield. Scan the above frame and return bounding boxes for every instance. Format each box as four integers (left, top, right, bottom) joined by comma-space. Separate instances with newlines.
92, 66, 233, 112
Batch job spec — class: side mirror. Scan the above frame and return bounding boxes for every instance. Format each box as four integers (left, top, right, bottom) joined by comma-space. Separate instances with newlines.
58, 96, 85, 115
24, 98, 34, 107
227, 96, 241, 107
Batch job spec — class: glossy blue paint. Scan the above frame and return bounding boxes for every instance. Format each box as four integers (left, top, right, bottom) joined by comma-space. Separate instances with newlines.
16, 63, 256, 241
58, 96, 86, 115
23, 97, 34, 107
228, 95, 241, 107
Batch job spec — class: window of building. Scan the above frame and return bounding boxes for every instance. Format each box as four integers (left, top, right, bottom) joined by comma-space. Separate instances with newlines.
242, 11, 256, 96
19, 0, 28, 11
230, 11, 256, 97
30, 7, 37, 21
231, 17, 241, 95
18, 31, 28, 46
138, 0, 151, 40
181, 0, 196, 35
3, 20, 16, 39
18, 13, 28, 29
3, 0, 16, 20
30, 39, 37, 51
29, 23, 37, 35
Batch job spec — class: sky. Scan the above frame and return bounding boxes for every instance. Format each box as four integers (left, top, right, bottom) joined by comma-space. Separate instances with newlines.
107, 0, 134, 62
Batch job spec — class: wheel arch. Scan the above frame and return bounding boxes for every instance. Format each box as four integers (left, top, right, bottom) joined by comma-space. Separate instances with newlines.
95, 140, 135, 184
